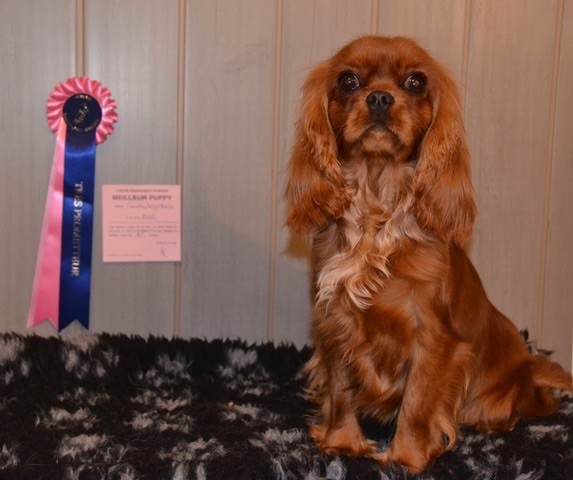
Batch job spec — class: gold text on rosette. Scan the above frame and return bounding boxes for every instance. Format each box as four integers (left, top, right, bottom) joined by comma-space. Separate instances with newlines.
71, 182, 83, 277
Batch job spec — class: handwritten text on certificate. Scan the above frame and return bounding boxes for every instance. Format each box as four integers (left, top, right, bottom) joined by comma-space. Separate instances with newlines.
102, 185, 181, 262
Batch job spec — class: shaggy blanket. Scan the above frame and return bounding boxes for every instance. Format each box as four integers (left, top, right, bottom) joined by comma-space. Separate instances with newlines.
0, 333, 571, 480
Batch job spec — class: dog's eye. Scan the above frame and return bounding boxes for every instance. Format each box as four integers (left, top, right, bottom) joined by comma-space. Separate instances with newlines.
338, 72, 361, 92
403, 73, 427, 93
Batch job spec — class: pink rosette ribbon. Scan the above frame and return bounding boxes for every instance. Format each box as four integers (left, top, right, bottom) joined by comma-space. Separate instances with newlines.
46, 77, 118, 144
28, 77, 117, 331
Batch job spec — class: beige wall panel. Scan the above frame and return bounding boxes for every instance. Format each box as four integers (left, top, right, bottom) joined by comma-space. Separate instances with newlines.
274, 0, 373, 346
466, 0, 559, 336
543, 1, 573, 370
377, 0, 469, 81
0, 0, 76, 334
181, 0, 277, 341
0, 0, 571, 361
84, 0, 180, 336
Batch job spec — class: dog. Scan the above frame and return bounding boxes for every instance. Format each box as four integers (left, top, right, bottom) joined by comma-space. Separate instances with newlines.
285, 35, 573, 473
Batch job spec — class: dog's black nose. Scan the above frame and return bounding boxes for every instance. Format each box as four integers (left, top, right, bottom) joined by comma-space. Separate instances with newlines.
366, 90, 394, 117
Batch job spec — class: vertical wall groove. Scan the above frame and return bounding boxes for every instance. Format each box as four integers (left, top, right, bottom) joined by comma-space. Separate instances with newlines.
370, 0, 379, 34
535, 0, 565, 346
76, 0, 85, 76
267, 0, 284, 342
173, 0, 187, 338
461, 0, 473, 113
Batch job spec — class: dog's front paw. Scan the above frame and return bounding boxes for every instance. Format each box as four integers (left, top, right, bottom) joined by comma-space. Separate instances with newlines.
370, 445, 431, 474
309, 422, 378, 457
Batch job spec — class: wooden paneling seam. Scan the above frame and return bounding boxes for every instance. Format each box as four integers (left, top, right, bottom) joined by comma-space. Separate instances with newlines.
535, 0, 565, 346
370, 0, 378, 34
267, 0, 285, 343
174, 0, 187, 338
461, 0, 472, 113
76, 0, 85, 76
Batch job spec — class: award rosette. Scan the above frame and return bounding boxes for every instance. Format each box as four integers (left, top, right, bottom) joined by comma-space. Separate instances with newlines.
28, 77, 117, 331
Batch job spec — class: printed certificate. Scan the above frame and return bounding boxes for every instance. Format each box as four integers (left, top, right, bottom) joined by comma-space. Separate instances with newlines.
102, 185, 181, 262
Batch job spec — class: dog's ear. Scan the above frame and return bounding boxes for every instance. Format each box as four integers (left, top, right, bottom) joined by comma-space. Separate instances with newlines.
413, 67, 476, 246
285, 62, 350, 234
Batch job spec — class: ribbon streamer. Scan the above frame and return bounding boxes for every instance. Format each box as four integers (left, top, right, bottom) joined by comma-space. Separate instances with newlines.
28, 77, 117, 331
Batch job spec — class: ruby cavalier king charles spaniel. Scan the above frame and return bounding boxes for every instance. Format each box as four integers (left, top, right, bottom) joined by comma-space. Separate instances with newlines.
285, 36, 573, 473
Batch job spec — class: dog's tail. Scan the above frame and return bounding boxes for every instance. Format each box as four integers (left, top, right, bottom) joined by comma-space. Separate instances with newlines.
532, 354, 573, 392
519, 355, 573, 418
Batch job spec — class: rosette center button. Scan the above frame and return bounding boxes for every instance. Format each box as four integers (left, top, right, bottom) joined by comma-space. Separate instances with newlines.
62, 93, 102, 134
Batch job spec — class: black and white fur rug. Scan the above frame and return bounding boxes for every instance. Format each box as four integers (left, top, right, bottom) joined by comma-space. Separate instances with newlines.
0, 332, 571, 480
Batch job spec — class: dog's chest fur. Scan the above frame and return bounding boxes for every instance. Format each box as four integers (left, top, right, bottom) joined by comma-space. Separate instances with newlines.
315, 160, 428, 310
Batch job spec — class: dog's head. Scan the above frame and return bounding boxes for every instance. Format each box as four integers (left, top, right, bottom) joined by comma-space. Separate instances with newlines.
286, 36, 475, 246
